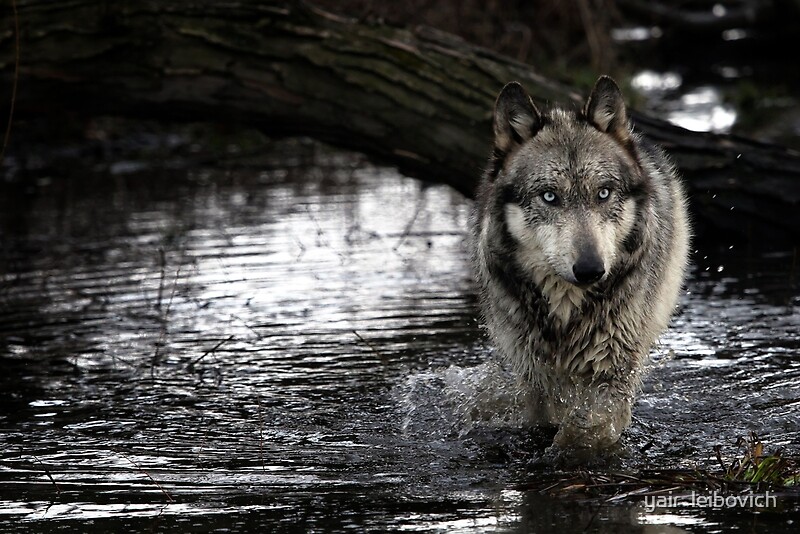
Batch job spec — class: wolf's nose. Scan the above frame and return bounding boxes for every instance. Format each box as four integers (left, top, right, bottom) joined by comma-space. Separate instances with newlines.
573, 258, 605, 284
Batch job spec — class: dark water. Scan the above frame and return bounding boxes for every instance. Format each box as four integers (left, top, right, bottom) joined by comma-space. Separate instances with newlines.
1, 139, 798, 532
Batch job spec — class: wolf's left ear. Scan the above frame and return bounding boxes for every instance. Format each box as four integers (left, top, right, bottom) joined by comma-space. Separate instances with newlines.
585, 76, 631, 145
493, 82, 543, 153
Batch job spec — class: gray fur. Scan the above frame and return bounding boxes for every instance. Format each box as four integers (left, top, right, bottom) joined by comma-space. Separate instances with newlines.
471, 76, 690, 456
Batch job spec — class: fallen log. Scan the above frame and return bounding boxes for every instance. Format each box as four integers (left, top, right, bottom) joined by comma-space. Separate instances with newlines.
1, 0, 799, 241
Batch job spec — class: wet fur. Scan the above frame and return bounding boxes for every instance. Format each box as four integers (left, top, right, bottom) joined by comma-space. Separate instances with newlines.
471, 77, 690, 456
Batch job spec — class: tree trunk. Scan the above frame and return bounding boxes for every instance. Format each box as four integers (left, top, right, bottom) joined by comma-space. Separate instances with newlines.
1, 0, 799, 241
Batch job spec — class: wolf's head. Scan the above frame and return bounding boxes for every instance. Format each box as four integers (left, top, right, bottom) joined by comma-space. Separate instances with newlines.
486, 76, 647, 287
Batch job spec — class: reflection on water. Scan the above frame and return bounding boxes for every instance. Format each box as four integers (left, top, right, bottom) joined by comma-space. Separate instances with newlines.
0, 139, 798, 532
631, 70, 683, 93
611, 26, 664, 42
631, 71, 738, 133
667, 87, 737, 133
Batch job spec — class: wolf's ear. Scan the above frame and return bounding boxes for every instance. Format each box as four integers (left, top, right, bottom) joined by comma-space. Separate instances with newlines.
585, 76, 631, 145
493, 82, 543, 153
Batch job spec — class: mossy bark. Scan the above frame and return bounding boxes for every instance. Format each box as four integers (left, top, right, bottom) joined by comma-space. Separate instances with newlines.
1, 0, 799, 241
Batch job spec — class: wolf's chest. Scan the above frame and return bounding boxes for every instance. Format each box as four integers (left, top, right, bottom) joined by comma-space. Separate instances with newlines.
507, 279, 631, 377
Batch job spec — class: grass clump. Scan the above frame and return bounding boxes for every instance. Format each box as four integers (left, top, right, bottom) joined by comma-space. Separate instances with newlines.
716, 432, 799, 486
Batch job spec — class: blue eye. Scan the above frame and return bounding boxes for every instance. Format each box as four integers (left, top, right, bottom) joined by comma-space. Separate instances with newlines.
598, 188, 610, 201
542, 191, 557, 203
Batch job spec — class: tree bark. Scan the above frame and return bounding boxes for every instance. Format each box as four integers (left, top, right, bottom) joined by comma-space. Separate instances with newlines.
1, 0, 799, 241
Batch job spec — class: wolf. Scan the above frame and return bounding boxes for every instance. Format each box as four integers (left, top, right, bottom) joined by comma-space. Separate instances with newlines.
471, 76, 690, 457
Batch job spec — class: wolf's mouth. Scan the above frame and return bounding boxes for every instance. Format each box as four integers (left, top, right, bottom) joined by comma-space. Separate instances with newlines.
568, 279, 604, 290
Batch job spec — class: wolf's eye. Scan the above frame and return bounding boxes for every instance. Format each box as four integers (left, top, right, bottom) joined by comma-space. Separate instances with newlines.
542, 191, 557, 203
598, 188, 611, 201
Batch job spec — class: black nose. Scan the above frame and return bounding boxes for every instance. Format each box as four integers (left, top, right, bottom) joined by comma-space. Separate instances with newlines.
573, 257, 605, 284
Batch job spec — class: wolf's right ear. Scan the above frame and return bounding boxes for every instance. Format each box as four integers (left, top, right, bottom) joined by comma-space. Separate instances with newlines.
493, 82, 543, 153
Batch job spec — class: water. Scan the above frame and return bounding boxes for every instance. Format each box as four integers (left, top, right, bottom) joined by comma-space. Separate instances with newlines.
630, 70, 738, 135
1, 139, 798, 532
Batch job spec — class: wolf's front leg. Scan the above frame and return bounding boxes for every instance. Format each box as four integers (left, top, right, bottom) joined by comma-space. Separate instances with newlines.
551, 378, 636, 456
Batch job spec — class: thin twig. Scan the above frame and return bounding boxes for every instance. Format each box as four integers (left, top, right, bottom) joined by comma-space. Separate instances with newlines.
190, 334, 234, 367
152, 261, 182, 380
393, 193, 425, 251
353, 330, 387, 362
31, 455, 61, 494
0, 0, 19, 166
120, 452, 174, 503
257, 395, 265, 472
156, 248, 166, 310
